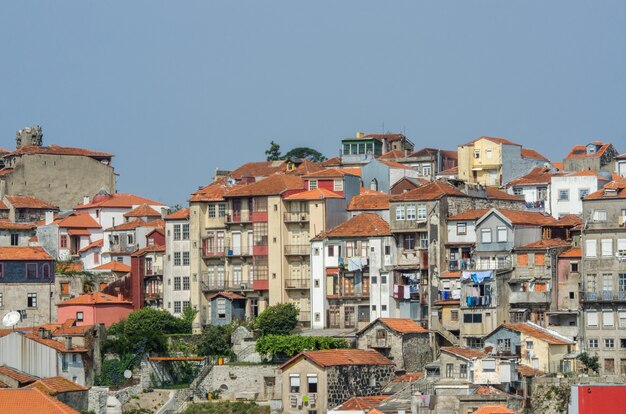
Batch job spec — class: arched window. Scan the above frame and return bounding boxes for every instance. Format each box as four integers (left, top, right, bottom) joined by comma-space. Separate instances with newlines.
370, 179, 378, 191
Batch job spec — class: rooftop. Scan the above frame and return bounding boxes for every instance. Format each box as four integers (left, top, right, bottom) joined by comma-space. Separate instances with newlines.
123, 204, 162, 218
106, 218, 164, 231
5, 195, 58, 210
390, 181, 467, 201
447, 208, 491, 221
461, 136, 520, 147
313, 213, 390, 240
334, 395, 390, 411
75, 193, 163, 210
564, 141, 613, 159
471, 404, 516, 414
559, 247, 582, 258
521, 147, 549, 161
347, 193, 390, 211
225, 174, 304, 197
440, 347, 487, 360
485, 187, 524, 201
28, 376, 89, 395
57, 291, 132, 306
303, 168, 359, 179
284, 188, 342, 200
0, 219, 35, 230
0, 388, 80, 413
377, 318, 429, 334
500, 322, 574, 345
516, 238, 571, 250
0, 366, 37, 384
228, 160, 287, 180
280, 349, 394, 369
164, 208, 190, 220
0, 246, 53, 261
4, 144, 112, 159
91, 261, 131, 273
208, 291, 246, 301
507, 167, 557, 186
78, 239, 103, 253
52, 212, 101, 229
584, 179, 626, 200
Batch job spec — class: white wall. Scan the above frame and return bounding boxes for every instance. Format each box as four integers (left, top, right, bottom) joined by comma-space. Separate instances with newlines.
447, 221, 478, 244
163, 218, 191, 316
310, 240, 326, 329
389, 167, 421, 188
550, 176, 603, 218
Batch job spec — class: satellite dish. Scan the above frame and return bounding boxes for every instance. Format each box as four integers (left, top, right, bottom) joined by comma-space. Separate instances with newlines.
2, 311, 21, 328
123, 370, 132, 379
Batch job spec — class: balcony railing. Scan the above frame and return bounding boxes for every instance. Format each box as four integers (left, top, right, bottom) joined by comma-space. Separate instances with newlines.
284, 245, 310, 255
224, 245, 252, 256
202, 246, 225, 258
200, 276, 253, 292
284, 278, 310, 289
473, 257, 512, 271
463, 295, 493, 307
226, 211, 251, 224
509, 291, 551, 304
284, 212, 310, 222
145, 266, 163, 276
582, 290, 626, 302
448, 260, 470, 271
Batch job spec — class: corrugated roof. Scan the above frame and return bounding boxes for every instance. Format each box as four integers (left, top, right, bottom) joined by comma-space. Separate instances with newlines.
0, 388, 80, 413
440, 347, 487, 360
280, 349, 394, 369
313, 213, 390, 240
0, 246, 53, 261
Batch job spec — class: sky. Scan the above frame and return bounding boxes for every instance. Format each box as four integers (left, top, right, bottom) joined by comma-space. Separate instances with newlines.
1, 1, 626, 206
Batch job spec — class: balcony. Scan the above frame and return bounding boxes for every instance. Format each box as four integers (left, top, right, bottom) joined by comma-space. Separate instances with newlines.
582, 290, 626, 302
226, 211, 251, 224
284, 245, 310, 255
462, 295, 493, 308
224, 245, 252, 257
509, 291, 550, 305
200, 278, 227, 292
284, 212, 310, 223
202, 245, 225, 258
284, 278, 310, 289
145, 266, 163, 277
473, 256, 512, 272
448, 260, 470, 271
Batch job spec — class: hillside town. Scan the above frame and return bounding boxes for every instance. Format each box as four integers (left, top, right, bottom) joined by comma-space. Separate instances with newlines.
1, 125, 626, 414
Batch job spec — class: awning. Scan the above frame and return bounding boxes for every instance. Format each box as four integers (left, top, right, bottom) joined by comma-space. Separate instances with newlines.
326, 267, 339, 275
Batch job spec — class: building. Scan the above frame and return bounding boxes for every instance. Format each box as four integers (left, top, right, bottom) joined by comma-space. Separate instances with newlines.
550, 171, 610, 218
3, 195, 58, 223
0, 246, 55, 326
550, 247, 582, 341
347, 191, 390, 221
507, 166, 558, 214
0, 365, 37, 387
457, 136, 549, 187
279, 349, 395, 414
616, 153, 626, 177
36, 212, 102, 261
0, 126, 116, 210
361, 159, 422, 193
579, 180, 626, 375
101, 218, 164, 266
310, 213, 394, 329
436, 347, 519, 386
0, 388, 80, 414
389, 176, 427, 195
355, 317, 431, 372
0, 220, 35, 247
27, 376, 90, 412
130, 239, 165, 310
341, 132, 414, 166
163, 208, 191, 317
57, 292, 133, 327
563, 141, 620, 173
207, 291, 246, 325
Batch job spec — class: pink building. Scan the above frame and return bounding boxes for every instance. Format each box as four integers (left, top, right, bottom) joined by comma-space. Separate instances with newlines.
57, 291, 133, 327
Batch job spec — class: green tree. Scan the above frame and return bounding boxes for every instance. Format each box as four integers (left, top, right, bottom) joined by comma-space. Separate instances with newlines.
255, 334, 348, 361
577, 352, 600, 373
196, 324, 234, 358
265, 141, 281, 161
255, 303, 298, 337
282, 147, 327, 162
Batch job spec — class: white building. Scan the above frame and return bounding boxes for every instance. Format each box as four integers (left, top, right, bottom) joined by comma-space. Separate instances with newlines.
163, 208, 191, 316
550, 171, 610, 218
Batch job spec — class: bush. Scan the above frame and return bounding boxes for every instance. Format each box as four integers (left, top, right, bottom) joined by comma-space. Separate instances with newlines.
255, 303, 298, 337
96, 354, 136, 387
182, 401, 269, 414
196, 325, 234, 358
577, 352, 600, 373
255, 334, 348, 361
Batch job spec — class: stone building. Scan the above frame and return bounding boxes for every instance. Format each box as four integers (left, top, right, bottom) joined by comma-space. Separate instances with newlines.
355, 317, 431, 372
563, 141, 620, 173
279, 349, 395, 414
0, 126, 116, 210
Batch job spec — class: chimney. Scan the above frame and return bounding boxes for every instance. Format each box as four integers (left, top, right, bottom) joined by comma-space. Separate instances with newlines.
83, 195, 90, 205
356, 131, 364, 139
15, 125, 43, 149
45, 211, 54, 225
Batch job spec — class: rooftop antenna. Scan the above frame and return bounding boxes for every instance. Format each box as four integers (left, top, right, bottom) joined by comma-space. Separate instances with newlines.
2, 311, 21, 330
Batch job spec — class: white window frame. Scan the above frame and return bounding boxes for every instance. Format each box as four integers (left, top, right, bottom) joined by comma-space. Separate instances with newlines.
417, 204, 427, 220
481, 229, 492, 243
396, 205, 405, 221
558, 189, 569, 201
586, 239, 597, 258
496, 226, 508, 242
309, 180, 318, 190
333, 179, 343, 192
594, 210, 607, 222
406, 204, 416, 220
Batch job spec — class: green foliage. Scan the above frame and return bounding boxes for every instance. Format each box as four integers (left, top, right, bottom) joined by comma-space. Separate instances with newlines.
255, 334, 348, 361
265, 141, 281, 161
122, 409, 154, 414
95, 354, 136, 387
196, 324, 234, 358
282, 147, 327, 162
182, 401, 269, 414
577, 352, 600, 373
255, 303, 298, 337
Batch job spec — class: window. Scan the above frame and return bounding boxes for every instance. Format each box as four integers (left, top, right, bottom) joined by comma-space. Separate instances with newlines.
173, 224, 181, 240
289, 374, 300, 393
481, 229, 492, 243
463, 313, 482, 323
466, 338, 484, 349
457, 223, 467, 235
27, 293, 37, 308
76, 312, 84, 321
371, 276, 377, 284
474, 150, 480, 159
571, 262, 579, 272
174, 301, 181, 313
218, 204, 226, 217
423, 164, 431, 176
601, 239, 613, 256
404, 234, 416, 250
41, 264, 50, 279
384, 245, 391, 255
182, 224, 189, 240
406, 204, 416, 220
183, 252, 190, 266
216, 298, 227, 319
396, 205, 405, 221
307, 374, 318, 393
333, 179, 343, 192
485, 148, 493, 159
513, 187, 523, 196
497, 338, 511, 351
451, 310, 459, 322
460, 364, 467, 378
417, 204, 427, 220
526, 340, 534, 350
587, 311, 598, 327
589, 338, 598, 348
61, 283, 70, 295
327, 245, 334, 257
60, 235, 68, 249
309, 180, 318, 190
183, 276, 190, 290
586, 240, 597, 257
621, 339, 626, 348
174, 277, 181, 291
558, 189, 569, 201
183, 301, 190, 311
579, 188, 590, 199
604, 311, 615, 327
381, 275, 387, 284
127, 234, 134, 245
483, 358, 496, 371
371, 305, 376, 311
26, 263, 37, 279
174, 252, 181, 266
382, 305, 387, 311
419, 233, 428, 249
605, 338, 615, 348
445, 363, 454, 378
10, 233, 18, 246
496, 227, 507, 242
593, 210, 607, 222
619, 239, 626, 256
208, 205, 216, 218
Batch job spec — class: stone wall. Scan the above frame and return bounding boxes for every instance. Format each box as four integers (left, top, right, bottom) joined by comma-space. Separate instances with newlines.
326, 364, 395, 408
403, 333, 432, 372
199, 364, 281, 401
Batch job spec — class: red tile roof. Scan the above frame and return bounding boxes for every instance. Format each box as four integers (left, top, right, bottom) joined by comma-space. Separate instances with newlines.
284, 189, 342, 200
57, 292, 132, 306
290, 159, 324, 176
280, 349, 394, 369
559, 247, 582, 258
0, 219, 35, 230
517, 364, 545, 377
228, 161, 288, 180
391, 372, 424, 382
337, 167, 362, 177
189, 178, 236, 202
438, 166, 458, 175
471, 404, 516, 414
360, 187, 388, 195
507, 167, 556, 186
348, 194, 390, 211
28, 376, 89, 395
584, 179, 626, 200
92, 261, 131, 273
440, 347, 487, 360
390, 181, 467, 201
5, 144, 112, 158
335, 395, 390, 411
617, 153, 626, 160
5, 195, 58, 210
0, 246, 52, 261
208, 291, 246, 301
462, 136, 520, 146
378, 318, 428, 333
551, 214, 582, 227
516, 238, 571, 250
53, 212, 101, 229
552, 161, 564, 170
379, 149, 409, 160
0, 366, 37, 384
564, 142, 612, 159
501, 322, 573, 345
521, 148, 549, 161
22, 333, 88, 353
313, 213, 390, 240
0, 388, 80, 413
434, 299, 460, 305
123, 204, 162, 218
488, 209, 557, 226
304, 168, 358, 179
485, 187, 524, 201
0, 200, 8, 210
378, 160, 413, 170
321, 156, 341, 167
106, 218, 164, 231
447, 209, 490, 221
75, 193, 163, 210
165, 208, 190, 220
225, 174, 304, 197
78, 239, 103, 253
132, 244, 166, 257
440, 271, 461, 279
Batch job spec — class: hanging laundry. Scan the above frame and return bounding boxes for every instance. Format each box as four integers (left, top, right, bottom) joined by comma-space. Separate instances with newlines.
451, 289, 461, 299
348, 258, 362, 271
404, 287, 411, 299
461, 271, 473, 281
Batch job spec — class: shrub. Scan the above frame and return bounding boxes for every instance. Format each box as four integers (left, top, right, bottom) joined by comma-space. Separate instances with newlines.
255, 303, 298, 337
255, 334, 348, 361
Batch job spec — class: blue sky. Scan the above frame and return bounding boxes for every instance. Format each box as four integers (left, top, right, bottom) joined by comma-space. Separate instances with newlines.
1, 1, 625, 205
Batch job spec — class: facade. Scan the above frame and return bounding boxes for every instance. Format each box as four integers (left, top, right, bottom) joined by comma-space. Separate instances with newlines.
341, 132, 414, 166
279, 349, 395, 414
437, 347, 519, 386
361, 158, 422, 193
550, 171, 610, 218
36, 212, 102, 261
506, 166, 557, 214
208, 291, 246, 325
0, 126, 116, 210
57, 292, 133, 327
163, 208, 191, 317
616, 153, 626, 177
0, 220, 35, 247
563, 141, 619, 173
130, 238, 165, 310
3, 195, 58, 223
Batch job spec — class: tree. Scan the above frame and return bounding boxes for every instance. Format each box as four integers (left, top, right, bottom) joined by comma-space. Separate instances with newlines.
196, 324, 234, 358
255, 303, 298, 337
265, 141, 281, 161
255, 334, 348, 361
577, 352, 600, 374
282, 147, 327, 162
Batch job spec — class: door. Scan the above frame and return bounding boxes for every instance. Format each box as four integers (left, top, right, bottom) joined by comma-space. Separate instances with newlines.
232, 232, 241, 255
232, 199, 241, 221
247, 231, 253, 256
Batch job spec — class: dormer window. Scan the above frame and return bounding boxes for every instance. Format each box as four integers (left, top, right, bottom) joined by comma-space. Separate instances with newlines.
309, 180, 318, 190
586, 144, 597, 154
605, 188, 618, 197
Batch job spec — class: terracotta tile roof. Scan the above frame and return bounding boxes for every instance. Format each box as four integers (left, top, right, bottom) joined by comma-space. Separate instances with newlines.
0, 199, 8, 210
189, 178, 236, 202
348, 194, 389, 211
551, 214, 582, 227
123, 204, 162, 218
440, 271, 461, 279
390, 181, 467, 201
507, 167, 556, 186
0, 366, 37, 384
0, 168, 14, 176
290, 159, 324, 176
313, 213, 390, 240
559, 247, 581, 258
280, 349, 394, 369
304, 168, 358, 178
284, 189, 342, 200
379, 318, 428, 333
461, 136, 520, 147
471, 404, 516, 414
552, 161, 564, 170
521, 147, 549, 161
228, 160, 288, 180
0, 246, 53, 261
0, 388, 80, 413
337, 167, 362, 177
565, 169, 609, 179
335, 395, 390, 411
57, 291, 131, 306
447, 209, 490, 221
360, 187, 388, 195
564, 142, 612, 159
106, 218, 164, 231
208, 291, 246, 301
132, 244, 166, 257
408, 147, 439, 158
53, 212, 101, 229
225, 174, 305, 197
28, 376, 89, 395
78, 239, 103, 253
440, 149, 458, 159
493, 209, 557, 226
474, 386, 515, 396
164, 208, 190, 220
516, 238, 571, 250
92, 261, 131, 273
501, 322, 574, 345
517, 364, 545, 377
391, 373, 424, 382
584, 179, 626, 200
485, 187, 524, 201
434, 299, 460, 305
378, 160, 413, 170
75, 193, 163, 210
22, 332, 88, 353
56, 262, 84, 273
0, 219, 35, 230
5, 144, 111, 158
5, 195, 58, 210
321, 156, 341, 167
379, 149, 409, 160
440, 347, 487, 360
